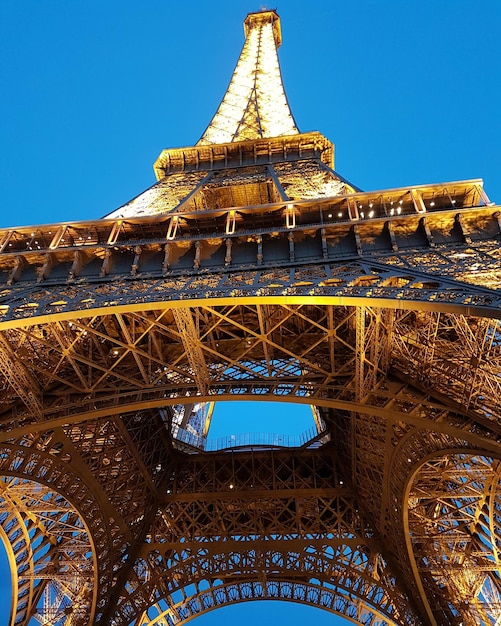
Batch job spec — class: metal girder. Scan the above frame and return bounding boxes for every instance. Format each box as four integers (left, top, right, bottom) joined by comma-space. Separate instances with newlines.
391, 312, 501, 422
407, 454, 501, 625
172, 307, 210, 396
129, 549, 417, 626
110, 449, 422, 626
0, 333, 43, 417
2, 245, 501, 328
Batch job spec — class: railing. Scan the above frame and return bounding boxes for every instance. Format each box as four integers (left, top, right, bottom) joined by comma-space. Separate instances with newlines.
172, 423, 327, 452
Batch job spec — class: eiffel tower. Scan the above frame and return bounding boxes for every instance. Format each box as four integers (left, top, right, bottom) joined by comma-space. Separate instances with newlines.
1, 8, 501, 626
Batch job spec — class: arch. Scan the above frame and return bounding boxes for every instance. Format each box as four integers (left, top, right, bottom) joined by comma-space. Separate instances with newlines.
113, 543, 420, 626
0, 442, 122, 625
0, 290, 501, 333
138, 580, 401, 626
2, 391, 498, 461
1, 302, 500, 461
0, 295, 500, 625
0, 475, 95, 625
336, 402, 501, 625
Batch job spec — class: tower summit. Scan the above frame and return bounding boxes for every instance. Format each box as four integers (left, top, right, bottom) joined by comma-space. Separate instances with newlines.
198, 10, 298, 144
109, 10, 357, 221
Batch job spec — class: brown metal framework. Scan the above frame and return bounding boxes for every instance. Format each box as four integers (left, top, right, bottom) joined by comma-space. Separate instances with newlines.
1, 9, 501, 626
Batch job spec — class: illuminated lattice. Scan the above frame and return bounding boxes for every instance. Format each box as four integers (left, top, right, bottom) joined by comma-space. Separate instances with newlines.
0, 8, 500, 626
198, 11, 298, 144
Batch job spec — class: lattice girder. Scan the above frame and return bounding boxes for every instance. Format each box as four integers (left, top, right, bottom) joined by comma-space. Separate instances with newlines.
0, 476, 95, 626
392, 311, 501, 421
138, 580, 406, 626
1, 304, 501, 450
3, 402, 501, 626
98, 416, 501, 626
127, 545, 418, 626
1, 230, 501, 329
2, 301, 501, 624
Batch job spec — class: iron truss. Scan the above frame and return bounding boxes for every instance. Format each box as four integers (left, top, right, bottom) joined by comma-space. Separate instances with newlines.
1, 7, 501, 626
1, 297, 501, 625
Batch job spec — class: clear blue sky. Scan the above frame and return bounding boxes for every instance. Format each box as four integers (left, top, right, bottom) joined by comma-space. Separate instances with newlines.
0, 0, 500, 623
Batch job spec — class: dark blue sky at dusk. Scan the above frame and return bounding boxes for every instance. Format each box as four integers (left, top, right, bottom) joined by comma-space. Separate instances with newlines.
0, 0, 500, 623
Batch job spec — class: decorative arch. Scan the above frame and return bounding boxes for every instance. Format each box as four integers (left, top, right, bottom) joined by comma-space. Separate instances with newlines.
114, 543, 420, 626
0, 441, 125, 626
136, 579, 406, 626
0, 475, 95, 625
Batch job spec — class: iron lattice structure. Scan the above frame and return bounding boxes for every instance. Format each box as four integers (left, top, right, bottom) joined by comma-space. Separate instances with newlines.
1, 9, 501, 626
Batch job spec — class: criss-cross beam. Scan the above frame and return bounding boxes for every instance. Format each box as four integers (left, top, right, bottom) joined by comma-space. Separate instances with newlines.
392, 312, 501, 421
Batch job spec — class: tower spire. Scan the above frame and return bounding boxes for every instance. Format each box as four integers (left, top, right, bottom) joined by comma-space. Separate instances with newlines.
198, 10, 298, 145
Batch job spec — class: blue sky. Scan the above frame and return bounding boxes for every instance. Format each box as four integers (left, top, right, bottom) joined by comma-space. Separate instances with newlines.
1, 0, 500, 230
0, 0, 500, 623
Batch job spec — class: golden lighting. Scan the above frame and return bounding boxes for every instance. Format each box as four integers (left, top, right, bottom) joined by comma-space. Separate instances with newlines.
198, 11, 298, 144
